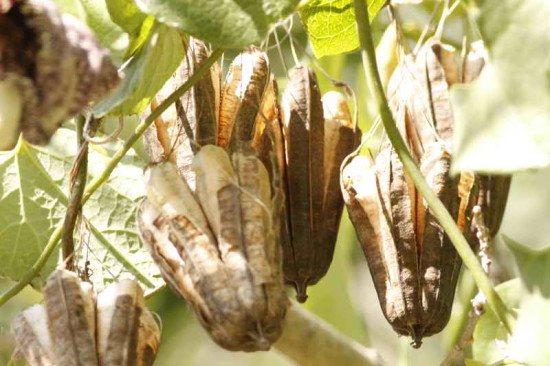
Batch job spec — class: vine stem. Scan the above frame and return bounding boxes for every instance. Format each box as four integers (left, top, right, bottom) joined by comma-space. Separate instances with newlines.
0, 48, 224, 308
61, 114, 89, 271
275, 302, 384, 366
352, 0, 513, 333
81, 48, 224, 204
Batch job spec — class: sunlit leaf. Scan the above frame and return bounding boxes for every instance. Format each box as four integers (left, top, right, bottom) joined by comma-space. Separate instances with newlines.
504, 235, 550, 297
105, 0, 155, 56
472, 280, 522, 364
53, 0, 129, 63
0, 129, 162, 292
133, 0, 300, 48
92, 24, 185, 117
507, 293, 550, 366
299, 0, 386, 58
451, 0, 550, 173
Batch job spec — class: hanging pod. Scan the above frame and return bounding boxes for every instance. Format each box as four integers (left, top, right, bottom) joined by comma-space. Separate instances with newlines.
341, 39, 481, 346
461, 40, 511, 237
11, 269, 160, 366
218, 47, 270, 150
279, 66, 360, 302
139, 45, 288, 351
138, 149, 288, 352
416, 37, 510, 238
0, 0, 120, 150
143, 37, 221, 189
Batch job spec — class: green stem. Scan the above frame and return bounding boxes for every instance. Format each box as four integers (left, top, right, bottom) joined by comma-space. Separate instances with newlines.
81, 48, 224, 205
0, 48, 224, 308
61, 115, 89, 271
352, 0, 513, 333
0, 225, 63, 307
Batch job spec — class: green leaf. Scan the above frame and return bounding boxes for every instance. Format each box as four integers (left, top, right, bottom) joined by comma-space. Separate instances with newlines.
299, 0, 386, 58
0, 140, 68, 283
106, 0, 149, 35
504, 235, 550, 297
507, 293, 550, 366
465, 359, 485, 366
105, 0, 155, 57
0, 129, 162, 292
450, 0, 550, 173
92, 24, 185, 117
133, 0, 300, 49
472, 279, 522, 364
53, 0, 129, 63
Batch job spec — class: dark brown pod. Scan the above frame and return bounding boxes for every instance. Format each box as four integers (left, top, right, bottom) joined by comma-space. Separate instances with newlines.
0, 0, 120, 149
279, 68, 360, 302
143, 37, 221, 189
280, 66, 325, 301
320, 91, 359, 268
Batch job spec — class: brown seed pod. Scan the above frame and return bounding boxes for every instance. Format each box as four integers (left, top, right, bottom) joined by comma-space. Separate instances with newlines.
342, 142, 477, 347
280, 66, 325, 301
43, 269, 98, 365
415, 38, 459, 145
138, 153, 288, 352
321, 91, 359, 266
11, 269, 160, 366
143, 37, 221, 189
97, 280, 160, 366
280, 66, 363, 302
218, 47, 269, 149
12, 269, 160, 366
340, 41, 485, 345
461, 41, 511, 237
0, 0, 120, 149
11, 305, 54, 366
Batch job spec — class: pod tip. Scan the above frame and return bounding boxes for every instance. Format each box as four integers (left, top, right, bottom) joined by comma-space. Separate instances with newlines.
294, 282, 309, 303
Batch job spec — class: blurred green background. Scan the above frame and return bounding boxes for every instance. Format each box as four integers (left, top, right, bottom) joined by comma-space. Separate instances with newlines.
0, 2, 543, 365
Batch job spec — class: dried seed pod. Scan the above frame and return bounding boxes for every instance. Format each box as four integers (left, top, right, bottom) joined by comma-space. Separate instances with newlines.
462, 40, 487, 84
143, 37, 221, 189
97, 280, 160, 366
342, 142, 476, 347
461, 41, 511, 237
0, 0, 120, 148
12, 269, 160, 366
280, 66, 325, 301
218, 47, 269, 149
321, 91, 359, 262
43, 269, 98, 365
11, 305, 54, 366
138, 155, 288, 351
415, 38, 459, 145
251, 75, 279, 150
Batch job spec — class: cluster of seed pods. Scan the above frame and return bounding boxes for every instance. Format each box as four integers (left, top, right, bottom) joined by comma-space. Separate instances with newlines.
11, 269, 160, 366
137, 37, 361, 351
